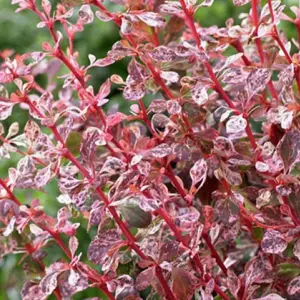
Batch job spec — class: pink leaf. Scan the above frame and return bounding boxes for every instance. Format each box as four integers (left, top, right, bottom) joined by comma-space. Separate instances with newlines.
106, 112, 127, 127
136, 12, 165, 27
189, 158, 208, 187
261, 230, 287, 254
149, 46, 176, 62
88, 230, 121, 265
288, 276, 300, 295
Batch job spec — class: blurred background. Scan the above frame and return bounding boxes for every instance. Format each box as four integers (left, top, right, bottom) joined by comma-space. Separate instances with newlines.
0, 0, 298, 299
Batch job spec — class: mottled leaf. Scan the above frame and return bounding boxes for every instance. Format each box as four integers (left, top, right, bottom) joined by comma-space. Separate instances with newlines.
278, 130, 300, 170
288, 276, 300, 295
88, 230, 121, 265
233, 0, 250, 6
247, 68, 271, 99
135, 267, 155, 290
136, 12, 165, 27
149, 46, 176, 62
192, 83, 209, 106
190, 158, 208, 187
226, 115, 247, 133
261, 230, 287, 254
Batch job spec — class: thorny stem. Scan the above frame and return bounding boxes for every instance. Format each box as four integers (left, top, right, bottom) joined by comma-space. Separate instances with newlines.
249, 0, 280, 101
91, 2, 231, 296
0, 178, 114, 299
24, 99, 176, 300
0, 179, 65, 300
267, 0, 300, 92
179, 0, 258, 150
157, 208, 231, 300
164, 167, 228, 276
30, 2, 131, 163
251, 0, 265, 63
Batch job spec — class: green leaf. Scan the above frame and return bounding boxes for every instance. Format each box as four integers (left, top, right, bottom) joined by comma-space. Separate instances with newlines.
277, 263, 300, 280
120, 198, 152, 228
252, 227, 264, 241
290, 161, 300, 177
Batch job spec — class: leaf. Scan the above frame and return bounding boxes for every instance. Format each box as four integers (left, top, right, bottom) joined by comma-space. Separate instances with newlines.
278, 130, 300, 171
227, 270, 241, 298
161, 71, 179, 83
192, 83, 209, 106
139, 196, 160, 212
35, 165, 52, 188
136, 12, 165, 27
277, 263, 300, 280
253, 294, 286, 300
167, 100, 182, 114
40, 271, 61, 295
88, 230, 121, 265
106, 112, 127, 127
189, 158, 208, 187
200, 0, 215, 7
226, 115, 247, 133
80, 127, 109, 163
0, 100, 14, 120
172, 143, 190, 160
290, 162, 300, 177
30, 226, 45, 239
135, 267, 155, 290
69, 236, 79, 258
21, 282, 47, 300
159, 2, 182, 15
3, 216, 16, 236
151, 113, 173, 134
93, 56, 116, 67
232, 0, 250, 6
95, 10, 114, 22
17, 156, 35, 175
148, 99, 167, 113
148, 143, 172, 158
288, 276, 300, 295
149, 46, 176, 62
255, 161, 269, 173
171, 268, 193, 299
245, 254, 272, 286
123, 83, 145, 101
41, 0, 51, 15
120, 197, 152, 228
100, 156, 125, 175
24, 120, 40, 143
247, 68, 271, 99
261, 230, 287, 254
78, 5, 94, 24
279, 64, 294, 87
175, 207, 200, 230
97, 78, 111, 100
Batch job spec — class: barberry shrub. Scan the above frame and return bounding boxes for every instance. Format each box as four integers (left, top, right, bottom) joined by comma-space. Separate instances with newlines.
1, 0, 300, 299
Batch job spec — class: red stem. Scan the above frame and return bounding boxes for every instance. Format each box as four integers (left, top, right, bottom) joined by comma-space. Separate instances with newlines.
155, 267, 176, 300
267, 0, 300, 92
202, 233, 227, 275
0, 178, 21, 206
179, 0, 260, 153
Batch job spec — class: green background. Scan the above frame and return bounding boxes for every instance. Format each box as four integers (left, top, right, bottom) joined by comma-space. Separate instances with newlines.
0, 0, 298, 299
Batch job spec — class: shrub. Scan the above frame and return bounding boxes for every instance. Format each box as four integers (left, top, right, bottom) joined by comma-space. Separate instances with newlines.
1, 0, 300, 299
